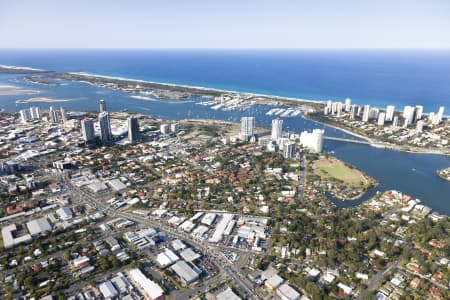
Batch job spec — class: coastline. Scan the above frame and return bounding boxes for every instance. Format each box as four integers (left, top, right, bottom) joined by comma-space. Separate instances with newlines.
68, 71, 327, 105
304, 113, 450, 157
2, 64, 449, 157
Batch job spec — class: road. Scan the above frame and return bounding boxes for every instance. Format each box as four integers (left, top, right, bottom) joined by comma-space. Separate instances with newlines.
356, 258, 400, 300
60, 172, 260, 299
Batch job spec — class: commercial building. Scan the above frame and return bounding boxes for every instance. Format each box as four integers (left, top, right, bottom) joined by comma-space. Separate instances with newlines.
170, 260, 200, 286
127, 117, 139, 143
30, 106, 41, 120
99, 281, 118, 299
403, 105, 415, 126
56, 207, 73, 221
99, 111, 113, 143
415, 105, 423, 121
20, 109, 32, 123
49, 106, 59, 123
240, 116, 255, 141
299, 129, 324, 153
271, 118, 283, 140
344, 98, 351, 112
99, 99, 107, 113
265, 274, 284, 291
377, 112, 386, 127
216, 287, 241, 300
362, 105, 370, 123
276, 283, 301, 300
283, 142, 296, 158
179, 248, 201, 262
26, 217, 52, 237
385, 105, 395, 122
156, 248, 179, 267
128, 268, 164, 300
81, 118, 95, 142
60, 106, 68, 122
160, 124, 170, 134
170, 123, 180, 133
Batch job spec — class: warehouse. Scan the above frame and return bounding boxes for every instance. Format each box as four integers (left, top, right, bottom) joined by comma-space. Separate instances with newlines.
26, 217, 52, 237
276, 283, 301, 300
170, 260, 200, 286
107, 179, 127, 191
156, 248, 179, 267
128, 268, 164, 300
200, 213, 216, 226
99, 281, 118, 299
179, 248, 201, 262
56, 207, 73, 221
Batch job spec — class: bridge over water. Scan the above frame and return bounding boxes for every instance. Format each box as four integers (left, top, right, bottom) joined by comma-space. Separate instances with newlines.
324, 136, 371, 145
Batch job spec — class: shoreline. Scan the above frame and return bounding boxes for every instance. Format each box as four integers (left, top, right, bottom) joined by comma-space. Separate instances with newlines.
68, 71, 328, 105
304, 114, 450, 157
2, 64, 450, 157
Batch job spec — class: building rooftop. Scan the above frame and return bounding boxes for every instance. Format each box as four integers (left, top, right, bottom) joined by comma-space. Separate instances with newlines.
216, 287, 241, 300
179, 248, 201, 262
26, 217, 52, 236
170, 260, 200, 285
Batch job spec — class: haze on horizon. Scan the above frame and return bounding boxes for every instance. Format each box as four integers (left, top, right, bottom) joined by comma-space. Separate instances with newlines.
0, 0, 450, 49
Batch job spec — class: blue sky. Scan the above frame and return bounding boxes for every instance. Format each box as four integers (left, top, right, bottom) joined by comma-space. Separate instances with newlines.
0, 0, 449, 48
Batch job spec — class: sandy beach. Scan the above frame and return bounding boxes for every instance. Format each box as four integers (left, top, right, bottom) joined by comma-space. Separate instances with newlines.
23, 97, 70, 103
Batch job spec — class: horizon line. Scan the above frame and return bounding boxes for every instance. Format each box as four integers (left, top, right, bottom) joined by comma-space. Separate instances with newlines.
1, 47, 450, 51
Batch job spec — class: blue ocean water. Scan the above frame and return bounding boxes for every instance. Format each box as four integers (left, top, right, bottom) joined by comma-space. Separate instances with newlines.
1, 49, 450, 113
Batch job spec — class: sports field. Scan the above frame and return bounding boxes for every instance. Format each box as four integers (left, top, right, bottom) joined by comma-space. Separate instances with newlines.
313, 157, 367, 185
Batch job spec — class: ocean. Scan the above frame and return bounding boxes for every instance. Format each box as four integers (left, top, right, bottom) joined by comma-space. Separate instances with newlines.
1, 49, 450, 215
1, 49, 450, 113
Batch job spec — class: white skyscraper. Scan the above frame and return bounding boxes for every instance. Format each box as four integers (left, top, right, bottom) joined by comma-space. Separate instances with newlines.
377, 112, 385, 126
362, 105, 370, 123
127, 117, 139, 143
416, 120, 424, 133
299, 129, 324, 153
415, 105, 423, 121
271, 118, 283, 141
19, 109, 31, 123
240, 117, 255, 141
344, 98, 351, 112
392, 116, 399, 128
81, 118, 95, 142
403, 106, 415, 126
60, 107, 68, 122
30, 106, 41, 120
385, 105, 395, 122
98, 111, 112, 143
170, 123, 180, 133
436, 106, 445, 124
49, 106, 59, 123
283, 142, 296, 158
99, 99, 107, 113
160, 124, 170, 134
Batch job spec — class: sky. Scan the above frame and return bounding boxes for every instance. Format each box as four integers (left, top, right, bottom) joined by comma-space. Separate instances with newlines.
0, 0, 450, 49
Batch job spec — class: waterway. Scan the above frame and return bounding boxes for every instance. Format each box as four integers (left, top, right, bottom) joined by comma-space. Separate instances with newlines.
1, 73, 449, 215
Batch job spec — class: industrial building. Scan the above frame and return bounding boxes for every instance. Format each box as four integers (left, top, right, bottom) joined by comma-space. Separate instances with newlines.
156, 248, 179, 267
276, 283, 301, 300
128, 268, 164, 300
26, 217, 52, 237
170, 260, 200, 286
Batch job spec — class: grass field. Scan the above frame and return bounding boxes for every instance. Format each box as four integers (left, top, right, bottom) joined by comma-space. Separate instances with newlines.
313, 157, 367, 185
